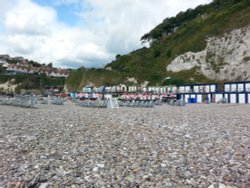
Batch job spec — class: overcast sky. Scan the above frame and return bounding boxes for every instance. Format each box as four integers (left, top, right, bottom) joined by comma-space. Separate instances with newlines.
0, 0, 212, 68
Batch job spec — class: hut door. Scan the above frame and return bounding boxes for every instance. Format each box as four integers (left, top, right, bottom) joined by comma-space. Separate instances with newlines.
202, 94, 207, 103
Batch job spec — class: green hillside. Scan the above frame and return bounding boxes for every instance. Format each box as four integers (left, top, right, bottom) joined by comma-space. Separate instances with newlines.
104, 0, 250, 85
0, 74, 65, 93
66, 68, 125, 91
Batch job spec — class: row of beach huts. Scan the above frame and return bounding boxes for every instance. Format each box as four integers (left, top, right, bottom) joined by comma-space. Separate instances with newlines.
80, 81, 250, 104
177, 82, 250, 104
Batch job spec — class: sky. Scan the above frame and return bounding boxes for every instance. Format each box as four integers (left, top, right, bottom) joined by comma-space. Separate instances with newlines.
0, 0, 212, 68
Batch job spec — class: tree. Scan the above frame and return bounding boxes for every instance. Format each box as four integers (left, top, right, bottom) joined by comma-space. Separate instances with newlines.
162, 77, 186, 86
116, 54, 121, 60
48, 62, 53, 68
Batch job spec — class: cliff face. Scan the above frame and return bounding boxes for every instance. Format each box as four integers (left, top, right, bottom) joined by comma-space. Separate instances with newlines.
167, 26, 250, 81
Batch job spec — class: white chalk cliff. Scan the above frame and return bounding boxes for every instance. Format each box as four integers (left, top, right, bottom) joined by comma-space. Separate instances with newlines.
167, 26, 250, 81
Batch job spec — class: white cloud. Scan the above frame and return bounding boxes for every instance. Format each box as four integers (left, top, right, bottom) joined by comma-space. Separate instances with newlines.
0, 0, 212, 68
79, 0, 213, 55
53, 0, 81, 6
4, 0, 56, 35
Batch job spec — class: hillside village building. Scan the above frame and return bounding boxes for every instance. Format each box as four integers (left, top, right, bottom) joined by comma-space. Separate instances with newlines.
0, 54, 69, 77
5, 62, 68, 77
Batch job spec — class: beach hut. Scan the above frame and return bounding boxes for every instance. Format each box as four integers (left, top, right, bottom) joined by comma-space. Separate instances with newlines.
157, 87, 162, 94
246, 83, 250, 92
82, 87, 92, 93
128, 86, 138, 93
172, 86, 178, 93
191, 83, 218, 93
210, 84, 217, 92
224, 92, 248, 104
178, 86, 185, 93
193, 85, 199, 93
214, 93, 224, 103
238, 93, 247, 104
114, 85, 126, 93
222, 82, 250, 103
187, 94, 197, 103
177, 85, 192, 93
158, 86, 165, 94
70, 92, 77, 98
179, 93, 196, 103
147, 86, 152, 92
237, 83, 244, 92
196, 94, 202, 103
193, 93, 211, 103
185, 86, 191, 93
169, 81, 250, 104
224, 84, 230, 92
231, 84, 237, 92
223, 93, 235, 103
183, 94, 190, 103
229, 93, 237, 103
141, 87, 147, 93
223, 81, 249, 93
204, 85, 210, 93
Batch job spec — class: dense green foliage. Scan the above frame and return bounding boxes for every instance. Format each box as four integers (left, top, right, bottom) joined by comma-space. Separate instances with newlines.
0, 74, 65, 93
0, 65, 6, 74
0, 74, 10, 84
141, 0, 248, 43
66, 68, 125, 91
105, 0, 250, 84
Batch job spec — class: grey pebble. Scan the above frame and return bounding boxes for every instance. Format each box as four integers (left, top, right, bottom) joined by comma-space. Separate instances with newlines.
0, 102, 249, 187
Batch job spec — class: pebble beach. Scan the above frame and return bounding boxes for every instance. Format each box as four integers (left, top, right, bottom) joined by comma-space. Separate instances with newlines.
0, 102, 249, 188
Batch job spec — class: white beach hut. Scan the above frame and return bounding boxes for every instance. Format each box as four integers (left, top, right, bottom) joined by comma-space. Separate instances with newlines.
246, 83, 250, 92
238, 93, 247, 104
215, 93, 224, 103
196, 94, 202, 103
229, 93, 237, 103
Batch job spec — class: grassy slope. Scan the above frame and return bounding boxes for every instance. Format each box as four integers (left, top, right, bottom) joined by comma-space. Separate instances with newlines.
0, 74, 65, 93
105, 1, 250, 84
66, 68, 125, 91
